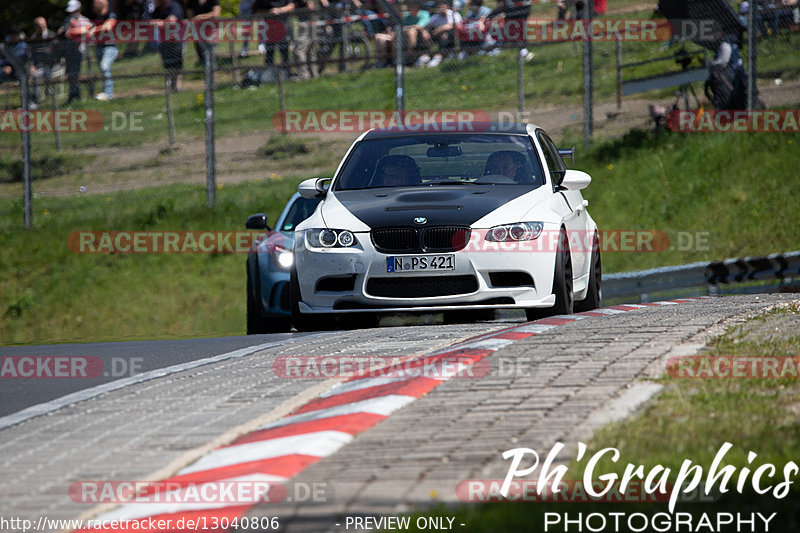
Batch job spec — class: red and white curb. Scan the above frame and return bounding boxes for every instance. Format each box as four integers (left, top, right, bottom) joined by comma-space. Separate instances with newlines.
77, 298, 710, 532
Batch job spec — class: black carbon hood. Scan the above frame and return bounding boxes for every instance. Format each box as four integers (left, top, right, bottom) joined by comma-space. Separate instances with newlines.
333, 185, 534, 228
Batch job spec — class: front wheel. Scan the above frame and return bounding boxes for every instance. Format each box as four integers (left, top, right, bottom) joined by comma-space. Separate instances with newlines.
525, 228, 573, 320
247, 263, 290, 334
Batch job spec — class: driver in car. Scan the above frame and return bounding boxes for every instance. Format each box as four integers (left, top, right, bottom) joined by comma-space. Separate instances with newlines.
373, 155, 422, 187
485, 151, 518, 180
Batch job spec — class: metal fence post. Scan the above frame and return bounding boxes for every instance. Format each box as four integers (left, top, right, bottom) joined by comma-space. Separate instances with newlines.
277, 65, 287, 134
582, 0, 594, 146
204, 45, 217, 208
615, 39, 622, 111
747, 0, 757, 111
394, 23, 405, 116
165, 75, 176, 145
1, 44, 33, 228
517, 48, 524, 117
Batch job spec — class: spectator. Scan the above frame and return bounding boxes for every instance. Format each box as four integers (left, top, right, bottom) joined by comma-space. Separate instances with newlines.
424, 2, 461, 67
351, 0, 390, 37
373, 3, 430, 67
788, 0, 800, 29
58, 0, 92, 105
238, 0, 255, 56
117, 0, 146, 57
186, 0, 221, 68
488, 0, 530, 21
294, 0, 329, 79
459, 0, 492, 57
253, 0, 295, 77
594, 0, 606, 15
29, 17, 58, 108
149, 0, 185, 90
0, 27, 29, 85
556, 0, 587, 20
89, 0, 119, 100
705, 28, 747, 110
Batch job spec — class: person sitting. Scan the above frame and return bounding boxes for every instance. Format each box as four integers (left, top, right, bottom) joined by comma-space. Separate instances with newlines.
372, 155, 422, 187
423, 2, 461, 67
374, 3, 431, 67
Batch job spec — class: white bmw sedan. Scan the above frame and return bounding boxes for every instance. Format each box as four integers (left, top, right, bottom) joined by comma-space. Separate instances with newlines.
290, 123, 601, 330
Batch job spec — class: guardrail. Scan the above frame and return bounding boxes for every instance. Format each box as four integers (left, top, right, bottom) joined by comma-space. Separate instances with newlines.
604, 250, 800, 302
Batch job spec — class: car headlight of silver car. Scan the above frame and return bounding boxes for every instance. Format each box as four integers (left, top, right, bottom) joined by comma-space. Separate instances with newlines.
306, 228, 358, 248
272, 244, 294, 269
485, 222, 543, 242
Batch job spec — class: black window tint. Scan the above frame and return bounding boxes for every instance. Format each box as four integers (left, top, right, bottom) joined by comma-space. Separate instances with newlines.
281, 197, 321, 231
536, 131, 564, 175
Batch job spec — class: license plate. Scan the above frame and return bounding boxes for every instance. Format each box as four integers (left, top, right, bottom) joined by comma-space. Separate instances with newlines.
387, 254, 455, 272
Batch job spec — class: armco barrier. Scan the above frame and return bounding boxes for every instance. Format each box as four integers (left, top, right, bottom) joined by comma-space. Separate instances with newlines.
604, 250, 800, 302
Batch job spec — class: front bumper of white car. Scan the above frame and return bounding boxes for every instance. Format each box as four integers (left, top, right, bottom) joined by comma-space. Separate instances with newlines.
294, 226, 561, 314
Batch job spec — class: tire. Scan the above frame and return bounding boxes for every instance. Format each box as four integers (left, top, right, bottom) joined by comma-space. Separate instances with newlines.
290, 268, 337, 331
525, 228, 573, 320
575, 234, 602, 312
246, 262, 290, 334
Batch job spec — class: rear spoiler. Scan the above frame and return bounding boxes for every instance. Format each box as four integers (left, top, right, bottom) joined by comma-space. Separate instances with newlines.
558, 147, 575, 164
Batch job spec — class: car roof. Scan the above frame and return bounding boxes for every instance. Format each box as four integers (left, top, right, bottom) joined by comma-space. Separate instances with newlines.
361, 122, 541, 139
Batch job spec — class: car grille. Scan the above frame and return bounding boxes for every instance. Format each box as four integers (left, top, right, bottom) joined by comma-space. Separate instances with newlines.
371, 226, 471, 253
366, 275, 478, 298
423, 227, 471, 251
371, 228, 417, 252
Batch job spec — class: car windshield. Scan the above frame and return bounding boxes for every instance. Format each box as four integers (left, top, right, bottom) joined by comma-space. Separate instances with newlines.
280, 197, 321, 232
333, 134, 545, 190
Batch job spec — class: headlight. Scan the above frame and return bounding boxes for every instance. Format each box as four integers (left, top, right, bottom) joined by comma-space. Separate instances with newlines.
275, 246, 294, 268
306, 229, 358, 248
485, 222, 543, 242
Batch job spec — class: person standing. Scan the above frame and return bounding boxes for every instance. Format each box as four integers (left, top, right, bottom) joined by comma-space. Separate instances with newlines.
29, 17, 57, 108
253, 0, 295, 77
59, 0, 92, 105
186, 0, 222, 68
149, 0, 185, 90
90, 0, 119, 100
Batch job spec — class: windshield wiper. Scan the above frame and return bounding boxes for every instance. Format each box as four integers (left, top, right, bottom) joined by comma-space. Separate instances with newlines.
425, 180, 480, 186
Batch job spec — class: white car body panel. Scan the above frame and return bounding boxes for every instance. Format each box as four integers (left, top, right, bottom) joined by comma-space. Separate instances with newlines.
293, 124, 597, 314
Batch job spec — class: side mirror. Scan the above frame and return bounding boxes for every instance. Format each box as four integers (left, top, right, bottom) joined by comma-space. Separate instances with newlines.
298, 177, 329, 199
245, 213, 269, 230
559, 169, 591, 191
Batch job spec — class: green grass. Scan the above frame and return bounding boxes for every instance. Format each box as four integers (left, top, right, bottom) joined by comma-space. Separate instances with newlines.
576, 128, 800, 274
0, 177, 303, 345
395, 304, 800, 532
1, 126, 799, 345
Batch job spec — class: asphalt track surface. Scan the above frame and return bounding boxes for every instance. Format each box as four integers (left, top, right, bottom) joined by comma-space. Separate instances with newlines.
0, 294, 797, 531
0, 333, 319, 418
